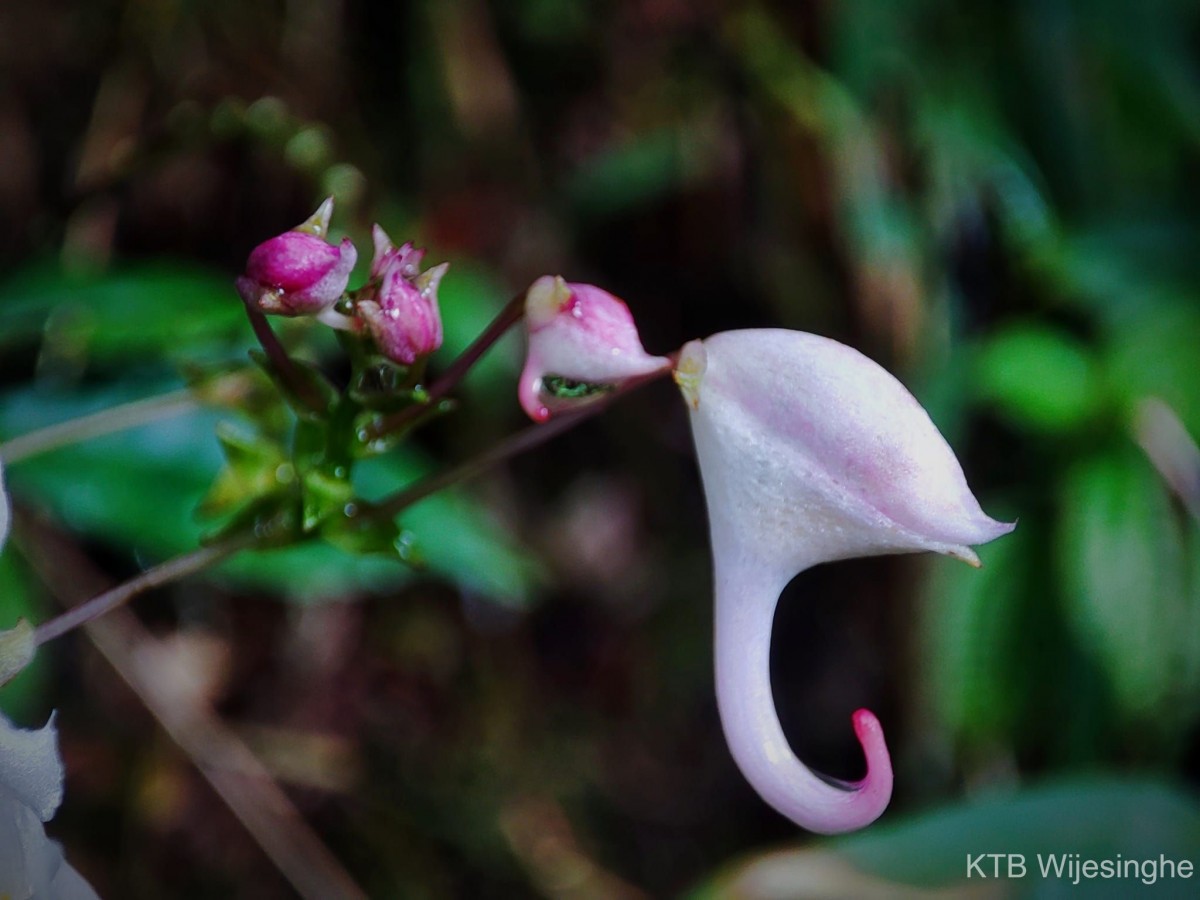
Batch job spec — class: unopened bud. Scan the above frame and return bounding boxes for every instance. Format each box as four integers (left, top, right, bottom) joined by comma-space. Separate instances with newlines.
237, 197, 357, 316
356, 225, 446, 365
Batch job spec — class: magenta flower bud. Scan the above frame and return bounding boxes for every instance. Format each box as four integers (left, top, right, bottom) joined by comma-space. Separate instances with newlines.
518, 276, 672, 422
356, 225, 447, 365
677, 329, 1014, 834
236, 197, 357, 316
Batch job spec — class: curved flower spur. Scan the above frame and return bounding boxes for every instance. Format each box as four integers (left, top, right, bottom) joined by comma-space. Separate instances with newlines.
676, 330, 1013, 833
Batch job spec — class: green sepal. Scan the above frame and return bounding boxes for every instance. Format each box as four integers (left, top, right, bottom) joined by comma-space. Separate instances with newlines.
197, 422, 292, 519
201, 489, 302, 549
301, 466, 355, 533
321, 501, 423, 566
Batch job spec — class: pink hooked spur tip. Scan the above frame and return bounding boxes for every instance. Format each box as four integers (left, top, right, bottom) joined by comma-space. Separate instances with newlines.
356, 225, 447, 365
236, 197, 357, 316
675, 330, 1013, 834
518, 276, 671, 421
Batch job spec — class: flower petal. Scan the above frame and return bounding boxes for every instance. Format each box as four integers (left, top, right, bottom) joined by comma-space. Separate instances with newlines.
0, 713, 63, 824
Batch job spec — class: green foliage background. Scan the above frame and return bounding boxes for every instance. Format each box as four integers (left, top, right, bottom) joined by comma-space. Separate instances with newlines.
1, 1, 1199, 896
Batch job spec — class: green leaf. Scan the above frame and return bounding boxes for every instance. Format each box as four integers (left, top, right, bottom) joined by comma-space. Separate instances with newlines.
0, 261, 248, 363
1105, 303, 1200, 440
430, 264, 521, 405
920, 521, 1032, 746
973, 324, 1104, 433
1058, 450, 1199, 741
699, 779, 1200, 897
0, 384, 224, 560
843, 779, 1200, 889
353, 454, 544, 608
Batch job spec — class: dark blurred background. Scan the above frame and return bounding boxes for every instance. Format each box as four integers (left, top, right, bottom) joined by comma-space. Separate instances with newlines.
2, 1, 1200, 897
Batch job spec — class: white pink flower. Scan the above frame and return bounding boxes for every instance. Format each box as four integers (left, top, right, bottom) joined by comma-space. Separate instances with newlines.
676, 329, 1013, 832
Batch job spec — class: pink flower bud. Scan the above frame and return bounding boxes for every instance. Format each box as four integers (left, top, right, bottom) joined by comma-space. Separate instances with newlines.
677, 329, 1013, 834
518, 276, 671, 422
237, 197, 357, 316
356, 225, 446, 365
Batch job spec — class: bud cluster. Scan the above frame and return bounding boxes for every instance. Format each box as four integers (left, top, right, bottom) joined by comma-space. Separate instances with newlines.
236, 198, 446, 366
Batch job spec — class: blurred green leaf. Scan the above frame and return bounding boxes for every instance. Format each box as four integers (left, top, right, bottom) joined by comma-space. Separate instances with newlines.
1105, 303, 1200, 440
565, 128, 688, 219
973, 324, 1104, 433
0, 262, 248, 363
843, 779, 1200, 892
921, 521, 1032, 746
354, 454, 543, 607
431, 264, 520, 404
701, 779, 1200, 897
1058, 451, 1200, 742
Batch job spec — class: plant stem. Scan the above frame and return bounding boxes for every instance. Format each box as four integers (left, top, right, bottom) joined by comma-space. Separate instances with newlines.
372, 367, 672, 519
0, 390, 196, 464
363, 292, 525, 441
244, 303, 327, 414
32, 533, 254, 647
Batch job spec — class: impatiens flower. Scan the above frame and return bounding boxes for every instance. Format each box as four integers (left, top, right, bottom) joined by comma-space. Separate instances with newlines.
356, 225, 447, 365
0, 713, 99, 899
236, 197, 357, 316
518, 276, 672, 422
1, 469, 97, 898
676, 329, 1013, 834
